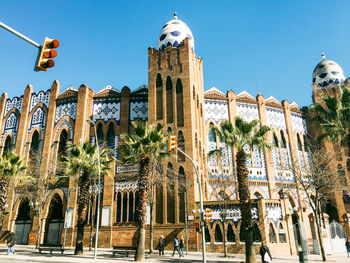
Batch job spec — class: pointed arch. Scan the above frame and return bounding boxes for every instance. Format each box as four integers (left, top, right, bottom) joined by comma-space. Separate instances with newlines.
29, 130, 40, 166
178, 131, 185, 162
14, 198, 31, 245
3, 135, 12, 154
58, 129, 68, 158
178, 166, 186, 223
208, 122, 216, 143
44, 193, 64, 245
166, 76, 173, 123
106, 122, 115, 149
166, 162, 175, 223
269, 223, 276, 243
97, 123, 104, 145
297, 134, 302, 151
227, 223, 236, 243
280, 130, 286, 148
156, 73, 163, 120
279, 223, 286, 243
122, 191, 128, 222
116, 192, 122, 222
272, 132, 278, 148
176, 79, 184, 127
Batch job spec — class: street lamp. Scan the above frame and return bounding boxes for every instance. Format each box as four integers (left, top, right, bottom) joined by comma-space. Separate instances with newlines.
87, 119, 101, 260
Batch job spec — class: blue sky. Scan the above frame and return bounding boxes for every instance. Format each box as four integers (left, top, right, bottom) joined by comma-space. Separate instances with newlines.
0, 0, 349, 107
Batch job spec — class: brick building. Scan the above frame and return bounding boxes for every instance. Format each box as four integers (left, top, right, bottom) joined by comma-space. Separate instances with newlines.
0, 13, 349, 256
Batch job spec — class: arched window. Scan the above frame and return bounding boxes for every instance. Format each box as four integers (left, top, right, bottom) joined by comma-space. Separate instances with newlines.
176, 79, 184, 127
269, 223, 276, 243
297, 134, 302, 151
29, 130, 40, 165
178, 167, 186, 223
3, 136, 12, 154
97, 123, 103, 145
58, 130, 68, 157
215, 224, 223, 242
227, 224, 235, 242
253, 223, 262, 242
116, 192, 121, 222
177, 131, 185, 162
209, 123, 216, 143
303, 134, 308, 152
128, 192, 134, 221
156, 182, 163, 224
272, 133, 278, 148
156, 73, 163, 120
279, 223, 286, 243
106, 123, 115, 149
205, 225, 211, 243
280, 131, 286, 149
166, 162, 175, 223
166, 76, 173, 123
122, 192, 128, 222
167, 127, 172, 134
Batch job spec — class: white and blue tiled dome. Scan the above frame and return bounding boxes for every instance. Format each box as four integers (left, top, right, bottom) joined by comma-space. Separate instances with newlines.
312, 53, 345, 87
158, 12, 194, 51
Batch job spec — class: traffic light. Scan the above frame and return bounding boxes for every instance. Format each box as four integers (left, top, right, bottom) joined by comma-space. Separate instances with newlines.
195, 222, 200, 232
204, 208, 213, 222
168, 136, 177, 152
35, 37, 60, 71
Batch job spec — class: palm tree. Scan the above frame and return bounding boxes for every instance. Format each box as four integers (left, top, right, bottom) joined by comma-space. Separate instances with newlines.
60, 141, 112, 255
118, 121, 169, 262
214, 118, 271, 263
0, 151, 26, 227
311, 86, 350, 153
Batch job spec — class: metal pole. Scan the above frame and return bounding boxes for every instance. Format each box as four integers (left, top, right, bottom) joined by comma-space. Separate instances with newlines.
177, 148, 206, 263
88, 120, 101, 260
0, 21, 40, 48
184, 188, 188, 255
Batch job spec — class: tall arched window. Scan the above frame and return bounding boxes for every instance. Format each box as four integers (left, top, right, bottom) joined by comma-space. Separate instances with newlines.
272, 133, 278, 148
279, 223, 286, 243
176, 79, 184, 127
209, 123, 216, 143
178, 167, 186, 223
156, 182, 163, 224
29, 130, 40, 165
303, 134, 308, 152
215, 224, 223, 242
280, 130, 286, 148
128, 192, 134, 221
297, 134, 302, 151
156, 73, 163, 120
107, 123, 115, 149
116, 192, 121, 222
97, 123, 103, 145
122, 192, 128, 222
177, 131, 185, 162
58, 130, 68, 158
269, 223, 276, 243
3, 136, 12, 154
166, 162, 175, 223
166, 76, 173, 123
227, 224, 235, 242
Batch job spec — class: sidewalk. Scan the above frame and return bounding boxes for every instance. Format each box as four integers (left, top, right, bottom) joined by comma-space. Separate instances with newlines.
0, 245, 347, 262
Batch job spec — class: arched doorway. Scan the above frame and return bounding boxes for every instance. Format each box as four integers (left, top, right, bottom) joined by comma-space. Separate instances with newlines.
14, 198, 32, 244
44, 194, 64, 245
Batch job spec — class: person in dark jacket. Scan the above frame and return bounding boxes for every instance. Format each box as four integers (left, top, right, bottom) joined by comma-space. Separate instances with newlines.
179, 237, 184, 257
260, 241, 272, 263
158, 234, 165, 255
7, 233, 15, 255
346, 238, 350, 257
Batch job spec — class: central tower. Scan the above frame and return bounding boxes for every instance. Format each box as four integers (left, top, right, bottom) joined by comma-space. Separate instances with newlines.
148, 13, 206, 228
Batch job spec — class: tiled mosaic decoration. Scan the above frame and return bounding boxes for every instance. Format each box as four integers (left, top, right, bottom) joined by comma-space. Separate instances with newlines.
1, 112, 18, 147
92, 100, 120, 123
130, 99, 148, 121
266, 206, 282, 226
55, 101, 77, 124
24, 107, 46, 156
291, 113, 307, 134
4, 96, 23, 117
236, 103, 259, 123
266, 108, 286, 132
204, 101, 229, 124
30, 90, 50, 112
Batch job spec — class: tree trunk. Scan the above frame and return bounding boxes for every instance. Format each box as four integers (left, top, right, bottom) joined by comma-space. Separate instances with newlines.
75, 172, 90, 255
223, 220, 227, 257
0, 179, 9, 229
135, 157, 150, 262
236, 149, 256, 263
36, 207, 42, 249
315, 215, 326, 261
149, 199, 154, 254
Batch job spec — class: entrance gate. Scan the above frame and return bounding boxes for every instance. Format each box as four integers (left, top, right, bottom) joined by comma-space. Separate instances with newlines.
330, 221, 347, 254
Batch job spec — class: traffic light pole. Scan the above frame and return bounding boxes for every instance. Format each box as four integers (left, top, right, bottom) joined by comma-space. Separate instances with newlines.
176, 148, 206, 263
0, 21, 40, 48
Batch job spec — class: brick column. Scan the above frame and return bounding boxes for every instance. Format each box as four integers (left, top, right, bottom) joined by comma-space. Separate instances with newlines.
120, 86, 130, 133
15, 85, 33, 156
343, 213, 350, 238
0, 93, 8, 154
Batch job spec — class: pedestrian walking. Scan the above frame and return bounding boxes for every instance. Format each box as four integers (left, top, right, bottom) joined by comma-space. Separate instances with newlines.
179, 237, 184, 257
158, 234, 165, 255
7, 232, 15, 256
172, 235, 180, 257
346, 238, 350, 257
260, 241, 272, 263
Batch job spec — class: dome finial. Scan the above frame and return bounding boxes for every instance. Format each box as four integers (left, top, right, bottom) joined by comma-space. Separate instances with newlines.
174, 11, 178, 20
321, 51, 326, 60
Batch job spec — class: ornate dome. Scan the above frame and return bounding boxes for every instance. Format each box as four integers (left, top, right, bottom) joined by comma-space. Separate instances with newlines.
158, 12, 194, 51
312, 53, 345, 87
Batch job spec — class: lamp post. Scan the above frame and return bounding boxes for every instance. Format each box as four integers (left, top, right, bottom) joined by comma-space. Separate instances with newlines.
87, 119, 101, 260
